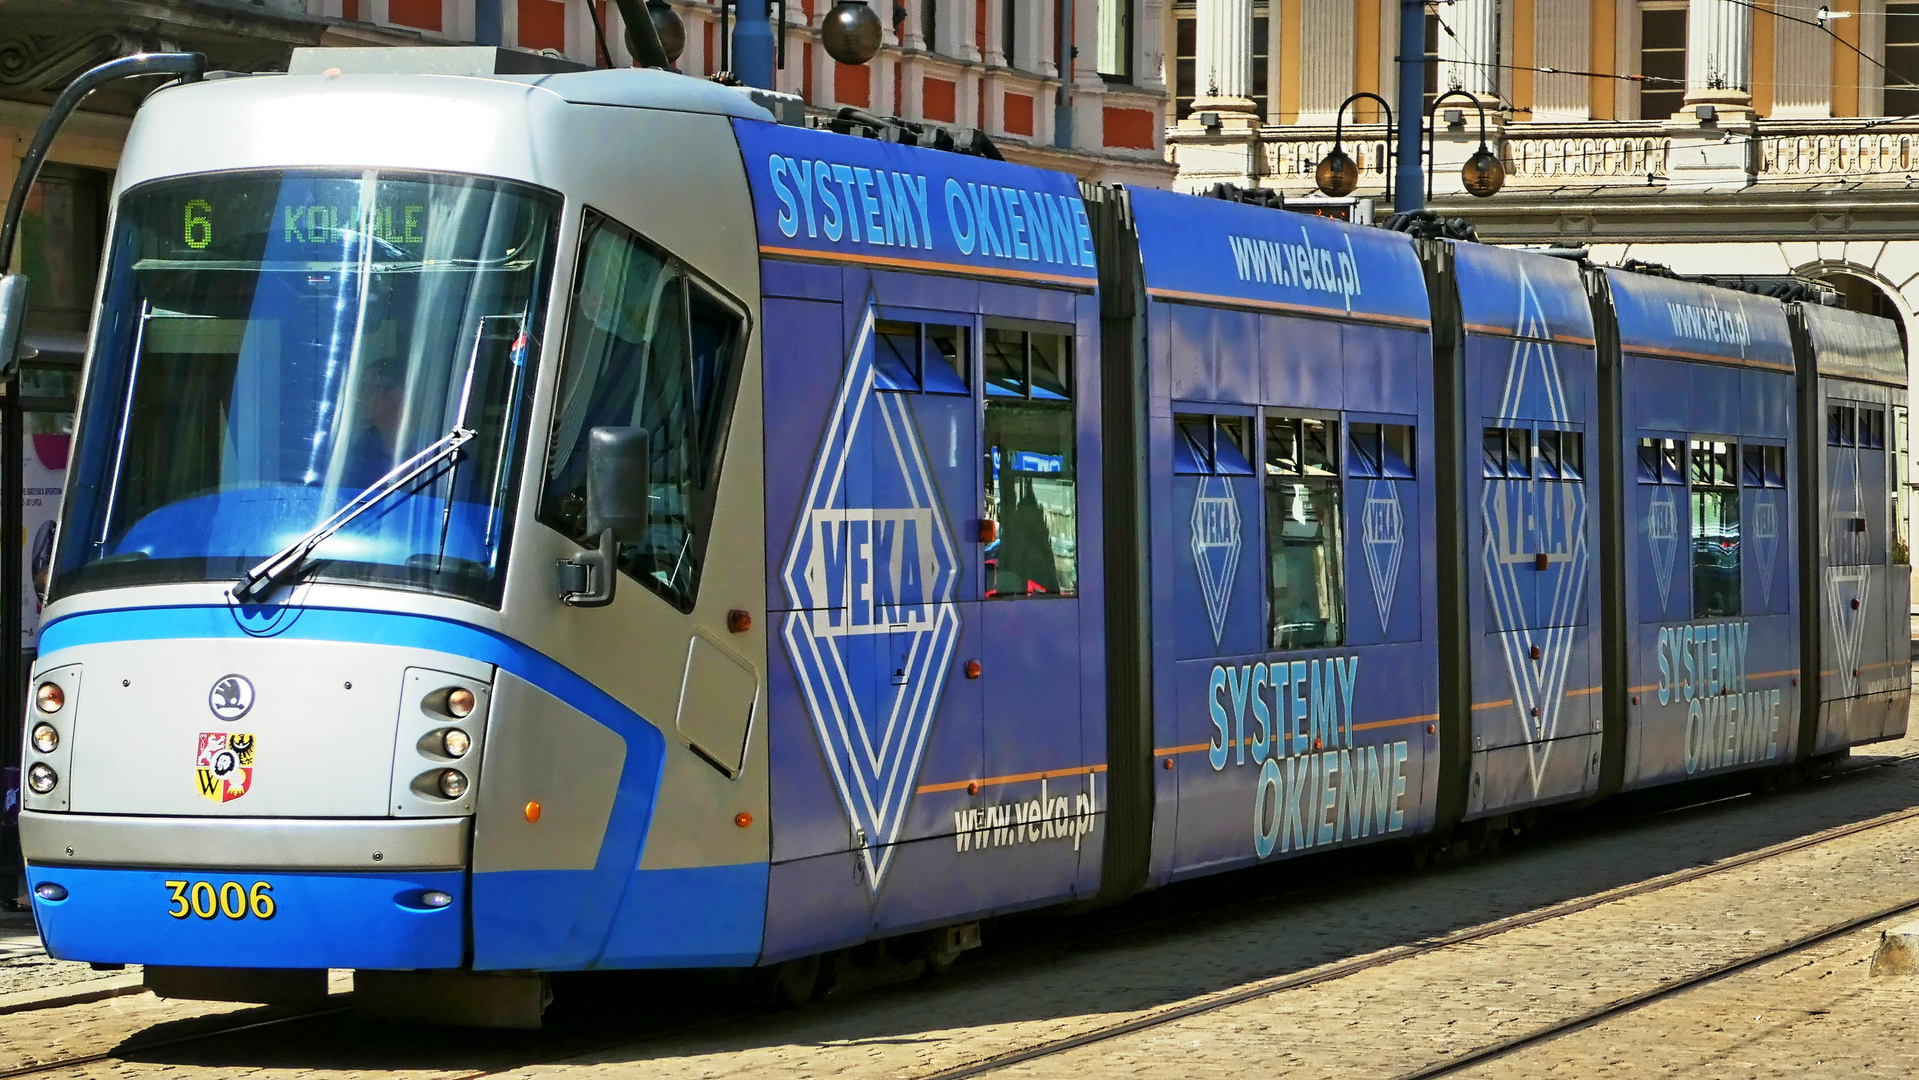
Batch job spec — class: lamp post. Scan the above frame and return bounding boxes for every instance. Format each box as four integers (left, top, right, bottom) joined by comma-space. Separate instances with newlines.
1314, 92, 1395, 201
1313, 89, 1505, 204
1425, 89, 1506, 199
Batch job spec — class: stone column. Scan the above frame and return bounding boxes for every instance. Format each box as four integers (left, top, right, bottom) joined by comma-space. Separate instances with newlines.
1436, 0, 1499, 101
1665, 0, 1756, 188
1192, 0, 1257, 122
1684, 0, 1754, 117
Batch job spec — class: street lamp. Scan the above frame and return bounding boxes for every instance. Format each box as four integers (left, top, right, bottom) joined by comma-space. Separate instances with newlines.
1426, 90, 1506, 199
822, 1, 883, 64
1314, 92, 1396, 200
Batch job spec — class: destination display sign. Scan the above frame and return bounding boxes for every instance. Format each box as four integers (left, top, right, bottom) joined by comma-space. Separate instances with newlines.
135, 174, 454, 263
731, 117, 1098, 286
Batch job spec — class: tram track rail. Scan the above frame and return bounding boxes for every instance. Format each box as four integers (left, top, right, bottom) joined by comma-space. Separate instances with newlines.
0, 747, 1914, 1079
915, 788, 1919, 1080
1386, 894, 1919, 1080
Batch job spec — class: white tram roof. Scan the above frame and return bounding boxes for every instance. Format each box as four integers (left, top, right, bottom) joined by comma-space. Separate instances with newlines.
284, 47, 782, 122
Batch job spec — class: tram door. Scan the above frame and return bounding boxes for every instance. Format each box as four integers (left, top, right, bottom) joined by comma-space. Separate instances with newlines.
974, 305, 1094, 902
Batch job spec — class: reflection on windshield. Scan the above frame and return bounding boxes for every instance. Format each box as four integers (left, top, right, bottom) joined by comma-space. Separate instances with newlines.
52, 170, 559, 606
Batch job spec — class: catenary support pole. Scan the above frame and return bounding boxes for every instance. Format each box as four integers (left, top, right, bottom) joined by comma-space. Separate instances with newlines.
1395, 0, 1426, 212
733, 0, 776, 89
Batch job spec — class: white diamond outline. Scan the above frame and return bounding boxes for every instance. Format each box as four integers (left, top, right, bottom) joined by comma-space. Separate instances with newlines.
1480, 267, 1590, 796
778, 304, 962, 891
1362, 478, 1405, 628
1648, 486, 1679, 614
1751, 489, 1778, 606
1190, 474, 1242, 646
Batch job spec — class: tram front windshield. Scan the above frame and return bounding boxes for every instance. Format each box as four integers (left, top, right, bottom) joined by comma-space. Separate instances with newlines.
52, 170, 560, 606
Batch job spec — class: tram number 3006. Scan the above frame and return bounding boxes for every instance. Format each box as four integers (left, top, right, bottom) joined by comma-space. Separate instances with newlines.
164, 880, 276, 921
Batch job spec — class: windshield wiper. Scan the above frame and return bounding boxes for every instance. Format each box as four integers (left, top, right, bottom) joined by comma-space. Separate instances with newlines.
234, 426, 476, 601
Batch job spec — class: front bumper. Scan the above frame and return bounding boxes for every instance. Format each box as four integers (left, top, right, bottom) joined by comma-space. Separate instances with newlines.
27, 864, 465, 970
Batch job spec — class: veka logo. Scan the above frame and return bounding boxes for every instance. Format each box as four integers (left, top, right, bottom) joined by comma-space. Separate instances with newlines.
781, 306, 961, 892
1190, 476, 1241, 645
1361, 481, 1405, 627
1648, 490, 1679, 613
1751, 493, 1779, 605
1481, 269, 1589, 795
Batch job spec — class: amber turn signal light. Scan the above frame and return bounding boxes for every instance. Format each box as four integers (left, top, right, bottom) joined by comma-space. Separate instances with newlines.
728, 609, 752, 633
965, 660, 982, 679
524, 801, 542, 823
977, 520, 998, 543
735, 812, 753, 829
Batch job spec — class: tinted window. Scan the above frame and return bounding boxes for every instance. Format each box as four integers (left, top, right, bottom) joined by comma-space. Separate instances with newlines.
540, 210, 745, 611
984, 326, 1077, 598
1266, 414, 1344, 649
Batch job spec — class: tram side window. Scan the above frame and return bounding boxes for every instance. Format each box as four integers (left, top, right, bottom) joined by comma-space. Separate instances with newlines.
1266, 415, 1343, 649
874, 319, 969, 394
1482, 426, 1532, 478
1536, 430, 1583, 480
540, 210, 746, 612
1349, 422, 1415, 478
1174, 413, 1256, 475
1691, 439, 1740, 618
1829, 405, 1857, 447
1636, 437, 1688, 484
1862, 408, 1887, 450
983, 326, 1077, 598
1741, 444, 1787, 488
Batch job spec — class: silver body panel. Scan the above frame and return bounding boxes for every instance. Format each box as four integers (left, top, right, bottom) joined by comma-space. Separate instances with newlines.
33, 69, 774, 875
470, 669, 625, 873
21, 811, 468, 870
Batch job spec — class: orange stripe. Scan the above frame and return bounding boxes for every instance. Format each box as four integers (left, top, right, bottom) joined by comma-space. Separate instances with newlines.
1354, 713, 1438, 731
1147, 286, 1431, 330
1626, 344, 1795, 372
1472, 698, 1515, 711
1464, 323, 1596, 347
916, 762, 1107, 795
759, 245, 1096, 290
1566, 686, 1603, 697
1747, 668, 1800, 680
1148, 712, 1437, 757
1629, 683, 1660, 693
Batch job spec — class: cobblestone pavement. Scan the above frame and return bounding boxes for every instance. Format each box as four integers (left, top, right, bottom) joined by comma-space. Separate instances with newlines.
4, 732, 1918, 1079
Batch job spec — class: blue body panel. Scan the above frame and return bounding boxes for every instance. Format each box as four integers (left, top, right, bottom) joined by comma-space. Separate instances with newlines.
1128, 189, 1440, 881
29, 865, 463, 970
1454, 245, 1606, 817
1605, 271, 1801, 789
733, 118, 1097, 287
740, 117, 1106, 961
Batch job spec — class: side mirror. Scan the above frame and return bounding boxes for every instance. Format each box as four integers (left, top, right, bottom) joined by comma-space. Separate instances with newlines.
560, 426, 650, 607
0, 276, 28, 380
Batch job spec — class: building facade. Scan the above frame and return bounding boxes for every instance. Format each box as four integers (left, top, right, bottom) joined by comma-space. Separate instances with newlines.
1163, 1, 1919, 338
1162, 0, 1919, 597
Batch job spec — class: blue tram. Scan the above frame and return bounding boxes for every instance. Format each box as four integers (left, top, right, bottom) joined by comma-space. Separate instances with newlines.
10, 48, 1908, 1023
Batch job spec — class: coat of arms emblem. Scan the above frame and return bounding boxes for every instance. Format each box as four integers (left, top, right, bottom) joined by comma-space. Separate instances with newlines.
195, 732, 255, 803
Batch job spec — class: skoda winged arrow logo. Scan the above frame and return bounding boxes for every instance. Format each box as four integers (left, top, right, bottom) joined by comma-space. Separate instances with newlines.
780, 306, 961, 893
208, 674, 254, 722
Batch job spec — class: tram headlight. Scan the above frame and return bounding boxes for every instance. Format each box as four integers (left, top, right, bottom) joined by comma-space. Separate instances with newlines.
26, 763, 57, 795
34, 682, 62, 714
440, 728, 470, 759
444, 687, 475, 718
437, 769, 468, 799
29, 724, 58, 754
